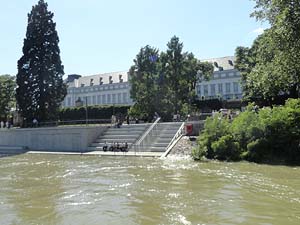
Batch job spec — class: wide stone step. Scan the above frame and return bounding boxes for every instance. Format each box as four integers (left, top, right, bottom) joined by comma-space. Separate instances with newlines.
157, 125, 182, 129
93, 138, 136, 142
148, 146, 166, 152
151, 136, 174, 141
90, 141, 133, 148
108, 127, 147, 129
105, 130, 143, 135
88, 145, 133, 151
152, 143, 169, 147
97, 134, 139, 139
152, 131, 177, 136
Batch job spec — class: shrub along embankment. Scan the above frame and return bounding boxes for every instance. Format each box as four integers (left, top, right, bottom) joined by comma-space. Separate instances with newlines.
192, 99, 300, 165
59, 105, 130, 121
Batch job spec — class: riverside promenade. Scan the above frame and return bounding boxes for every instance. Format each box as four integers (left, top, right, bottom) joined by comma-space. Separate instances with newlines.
0, 121, 203, 157
26, 150, 163, 157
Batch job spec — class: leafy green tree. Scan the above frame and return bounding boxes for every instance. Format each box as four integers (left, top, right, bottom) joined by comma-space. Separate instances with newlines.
129, 36, 213, 121
235, 0, 300, 105
0, 75, 16, 119
160, 36, 213, 116
129, 45, 161, 121
16, 0, 66, 124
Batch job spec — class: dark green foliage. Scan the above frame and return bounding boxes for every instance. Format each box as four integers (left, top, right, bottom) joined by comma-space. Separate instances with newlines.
16, 0, 66, 124
211, 135, 240, 161
0, 75, 16, 119
235, 0, 300, 105
192, 113, 230, 160
129, 36, 213, 121
59, 105, 130, 121
193, 99, 223, 111
129, 45, 161, 121
192, 99, 300, 165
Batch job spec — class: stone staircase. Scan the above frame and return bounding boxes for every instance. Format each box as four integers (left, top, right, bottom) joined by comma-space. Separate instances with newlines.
136, 122, 183, 152
87, 124, 150, 151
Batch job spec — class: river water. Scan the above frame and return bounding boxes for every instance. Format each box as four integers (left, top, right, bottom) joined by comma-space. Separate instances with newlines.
0, 154, 299, 225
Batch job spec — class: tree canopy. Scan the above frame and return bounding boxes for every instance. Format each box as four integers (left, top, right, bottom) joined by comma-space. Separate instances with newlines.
16, 0, 66, 124
0, 75, 16, 119
129, 36, 213, 121
235, 0, 300, 105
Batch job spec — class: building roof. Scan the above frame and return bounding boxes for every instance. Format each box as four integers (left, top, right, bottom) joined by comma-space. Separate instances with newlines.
202, 56, 235, 71
68, 71, 128, 87
67, 56, 236, 88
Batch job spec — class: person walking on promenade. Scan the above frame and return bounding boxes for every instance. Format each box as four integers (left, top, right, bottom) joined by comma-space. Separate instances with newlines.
6, 121, 10, 129
32, 118, 38, 127
111, 114, 116, 127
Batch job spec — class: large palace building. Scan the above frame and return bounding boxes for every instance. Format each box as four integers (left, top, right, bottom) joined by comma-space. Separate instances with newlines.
196, 56, 243, 101
62, 71, 133, 107
62, 56, 242, 108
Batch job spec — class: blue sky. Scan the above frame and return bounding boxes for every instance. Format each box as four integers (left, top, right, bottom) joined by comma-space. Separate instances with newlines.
0, 0, 267, 77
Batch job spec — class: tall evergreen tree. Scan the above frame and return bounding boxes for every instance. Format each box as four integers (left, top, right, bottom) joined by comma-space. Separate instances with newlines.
16, 0, 66, 124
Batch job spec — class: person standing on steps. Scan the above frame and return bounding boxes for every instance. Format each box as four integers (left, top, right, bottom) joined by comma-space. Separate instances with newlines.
111, 114, 116, 127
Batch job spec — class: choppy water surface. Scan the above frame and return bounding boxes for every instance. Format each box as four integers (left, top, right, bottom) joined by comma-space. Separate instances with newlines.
0, 154, 299, 225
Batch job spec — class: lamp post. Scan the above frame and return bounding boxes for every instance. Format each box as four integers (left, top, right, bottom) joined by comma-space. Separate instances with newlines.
85, 96, 88, 126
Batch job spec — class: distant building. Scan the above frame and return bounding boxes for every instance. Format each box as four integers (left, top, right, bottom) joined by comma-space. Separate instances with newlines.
62, 56, 242, 108
62, 71, 133, 107
196, 56, 242, 101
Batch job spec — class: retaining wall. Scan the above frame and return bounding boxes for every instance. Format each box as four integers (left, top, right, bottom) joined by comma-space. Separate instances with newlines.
0, 126, 107, 153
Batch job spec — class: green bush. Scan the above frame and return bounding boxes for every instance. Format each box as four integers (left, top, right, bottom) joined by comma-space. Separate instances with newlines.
59, 105, 130, 121
193, 98, 300, 165
230, 104, 265, 151
211, 135, 240, 161
245, 138, 270, 162
192, 113, 230, 160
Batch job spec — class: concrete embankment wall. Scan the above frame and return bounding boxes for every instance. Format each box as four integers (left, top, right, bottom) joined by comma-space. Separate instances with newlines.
0, 126, 107, 153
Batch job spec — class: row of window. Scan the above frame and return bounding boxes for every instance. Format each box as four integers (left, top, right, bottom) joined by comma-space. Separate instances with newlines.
199, 94, 242, 100
196, 82, 240, 97
65, 92, 129, 107
82, 75, 124, 87
211, 71, 239, 80
68, 83, 129, 94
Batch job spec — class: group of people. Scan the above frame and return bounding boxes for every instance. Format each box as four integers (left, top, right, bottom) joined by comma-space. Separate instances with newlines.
102, 142, 129, 152
111, 115, 133, 128
0, 121, 12, 129
172, 112, 181, 122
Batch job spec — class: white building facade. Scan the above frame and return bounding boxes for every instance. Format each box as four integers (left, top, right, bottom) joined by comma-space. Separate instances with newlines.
196, 56, 242, 101
62, 56, 242, 108
62, 71, 133, 107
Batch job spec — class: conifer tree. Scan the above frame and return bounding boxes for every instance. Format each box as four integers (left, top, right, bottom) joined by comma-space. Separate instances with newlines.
16, 0, 66, 124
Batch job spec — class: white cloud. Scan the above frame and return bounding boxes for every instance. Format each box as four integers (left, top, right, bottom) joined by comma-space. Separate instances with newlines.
252, 27, 265, 35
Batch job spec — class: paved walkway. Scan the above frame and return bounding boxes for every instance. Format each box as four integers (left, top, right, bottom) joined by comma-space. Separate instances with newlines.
27, 150, 163, 157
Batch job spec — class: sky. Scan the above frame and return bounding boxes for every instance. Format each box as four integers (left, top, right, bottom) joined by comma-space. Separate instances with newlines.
0, 0, 268, 77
